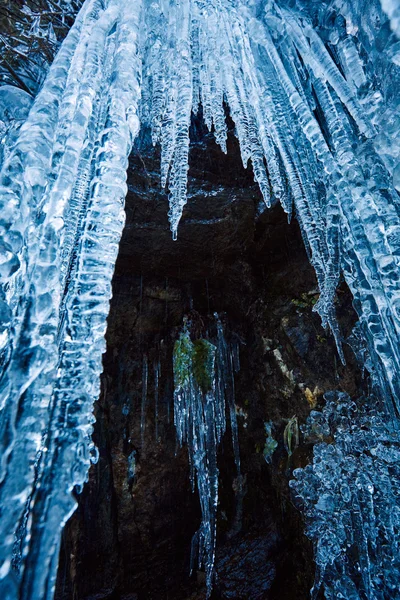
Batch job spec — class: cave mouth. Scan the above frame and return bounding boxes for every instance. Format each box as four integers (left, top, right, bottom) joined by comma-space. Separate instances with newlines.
55, 120, 362, 600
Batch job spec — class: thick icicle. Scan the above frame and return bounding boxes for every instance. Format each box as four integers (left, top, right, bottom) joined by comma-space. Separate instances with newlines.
139, 0, 400, 416
0, 0, 142, 596
1, 1, 400, 599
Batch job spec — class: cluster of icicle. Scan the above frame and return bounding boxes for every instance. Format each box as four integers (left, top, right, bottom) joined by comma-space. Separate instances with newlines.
173, 315, 240, 595
0, 0, 142, 597
142, 0, 400, 421
290, 391, 400, 600
0, 0, 399, 598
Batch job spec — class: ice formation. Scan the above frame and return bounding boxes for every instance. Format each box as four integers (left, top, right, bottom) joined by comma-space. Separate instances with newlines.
290, 391, 400, 600
0, 0, 83, 95
173, 315, 240, 594
0, 0, 399, 598
142, 0, 400, 424
0, 86, 33, 168
0, 0, 142, 597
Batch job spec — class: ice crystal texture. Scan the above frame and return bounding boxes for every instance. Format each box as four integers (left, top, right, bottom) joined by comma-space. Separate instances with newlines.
173, 316, 240, 595
0, 0, 400, 598
290, 391, 400, 600
0, 86, 33, 167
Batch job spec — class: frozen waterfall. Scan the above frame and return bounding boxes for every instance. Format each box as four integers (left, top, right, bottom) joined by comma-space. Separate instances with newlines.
0, 0, 400, 598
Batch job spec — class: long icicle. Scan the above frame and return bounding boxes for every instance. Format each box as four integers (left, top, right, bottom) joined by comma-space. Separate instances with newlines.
0, 0, 142, 595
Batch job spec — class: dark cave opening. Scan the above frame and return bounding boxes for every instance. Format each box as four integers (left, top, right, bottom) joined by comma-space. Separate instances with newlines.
55, 119, 363, 600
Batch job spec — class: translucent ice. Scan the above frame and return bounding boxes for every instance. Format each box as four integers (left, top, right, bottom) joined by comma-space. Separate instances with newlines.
0, 86, 33, 167
0, 0, 142, 596
1, 1, 400, 598
173, 315, 240, 595
141, 0, 400, 420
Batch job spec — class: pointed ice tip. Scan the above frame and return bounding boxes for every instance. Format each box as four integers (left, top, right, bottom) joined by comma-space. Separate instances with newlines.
337, 341, 346, 366
172, 229, 178, 241
261, 194, 271, 209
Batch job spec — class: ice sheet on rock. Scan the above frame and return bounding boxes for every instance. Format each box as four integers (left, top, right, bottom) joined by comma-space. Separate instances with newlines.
290, 391, 400, 600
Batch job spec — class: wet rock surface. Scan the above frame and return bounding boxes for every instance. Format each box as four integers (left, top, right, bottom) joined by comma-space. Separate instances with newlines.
55, 120, 363, 600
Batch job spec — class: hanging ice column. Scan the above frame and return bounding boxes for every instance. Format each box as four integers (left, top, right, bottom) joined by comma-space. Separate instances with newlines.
173, 316, 240, 596
0, 0, 142, 597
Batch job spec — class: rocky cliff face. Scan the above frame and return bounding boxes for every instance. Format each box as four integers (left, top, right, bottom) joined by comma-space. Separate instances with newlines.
55, 117, 363, 600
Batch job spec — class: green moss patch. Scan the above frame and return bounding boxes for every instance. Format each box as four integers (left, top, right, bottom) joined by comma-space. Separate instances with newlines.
192, 339, 216, 393
173, 331, 216, 393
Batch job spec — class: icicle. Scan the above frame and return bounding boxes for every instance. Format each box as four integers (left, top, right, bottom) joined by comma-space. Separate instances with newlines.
380, 0, 400, 37
0, 0, 143, 595
280, 8, 375, 137
173, 316, 241, 596
336, 36, 367, 91
154, 355, 160, 442
215, 314, 240, 475
141, 354, 148, 450
1, 1, 400, 598
231, 339, 240, 373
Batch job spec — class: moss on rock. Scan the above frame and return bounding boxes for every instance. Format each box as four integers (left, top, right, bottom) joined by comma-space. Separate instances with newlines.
174, 330, 193, 389
192, 339, 216, 394
173, 330, 217, 394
